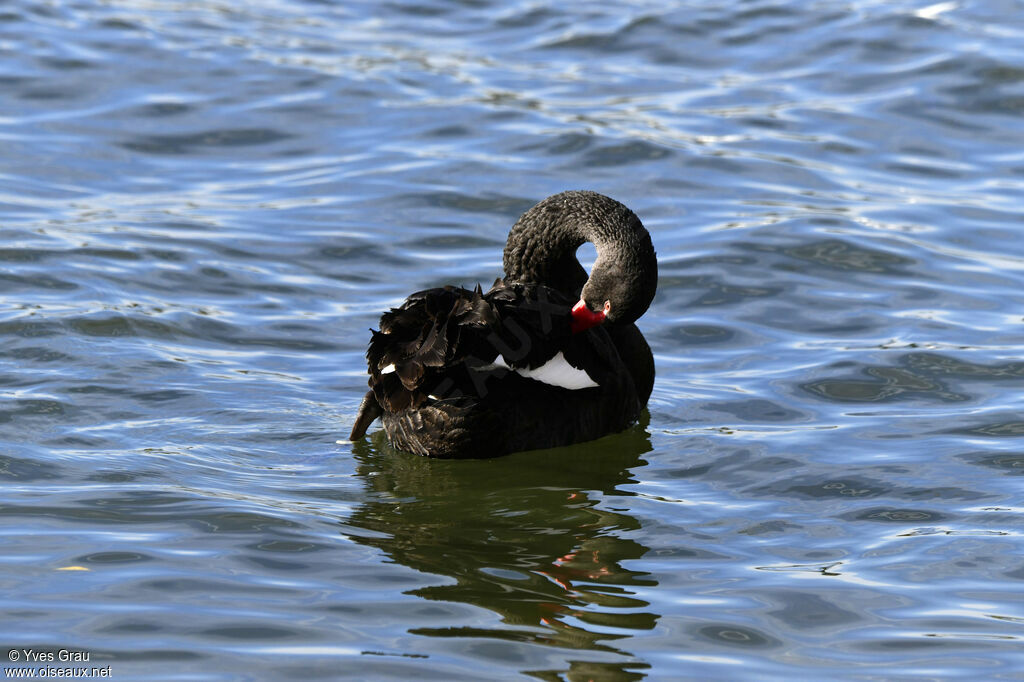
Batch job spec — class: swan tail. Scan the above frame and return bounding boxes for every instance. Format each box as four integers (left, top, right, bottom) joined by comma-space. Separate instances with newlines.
349, 390, 382, 440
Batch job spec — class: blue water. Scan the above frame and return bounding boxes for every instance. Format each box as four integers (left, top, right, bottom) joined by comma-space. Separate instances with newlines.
2, 0, 1023, 679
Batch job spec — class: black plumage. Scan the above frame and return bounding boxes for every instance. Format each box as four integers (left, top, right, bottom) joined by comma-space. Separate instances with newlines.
349, 190, 658, 458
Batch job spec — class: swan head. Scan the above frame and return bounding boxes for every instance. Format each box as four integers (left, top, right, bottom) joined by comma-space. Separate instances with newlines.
576, 225, 658, 329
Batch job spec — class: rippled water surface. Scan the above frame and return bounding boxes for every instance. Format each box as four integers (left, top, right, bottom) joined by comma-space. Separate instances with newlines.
3, 0, 1024, 679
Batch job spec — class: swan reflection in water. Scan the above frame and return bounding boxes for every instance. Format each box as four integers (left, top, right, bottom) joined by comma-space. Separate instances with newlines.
345, 420, 658, 677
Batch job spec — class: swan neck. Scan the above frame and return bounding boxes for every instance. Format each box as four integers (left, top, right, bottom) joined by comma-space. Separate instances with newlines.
502, 190, 642, 298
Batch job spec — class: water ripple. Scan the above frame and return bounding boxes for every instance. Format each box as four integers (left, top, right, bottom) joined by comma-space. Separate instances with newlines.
2, 0, 1024, 679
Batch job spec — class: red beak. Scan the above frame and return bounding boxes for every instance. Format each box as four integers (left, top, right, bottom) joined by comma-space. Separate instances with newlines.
570, 299, 606, 334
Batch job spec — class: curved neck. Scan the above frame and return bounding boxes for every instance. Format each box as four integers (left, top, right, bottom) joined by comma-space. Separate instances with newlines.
503, 191, 647, 292
502, 191, 657, 324
502, 196, 589, 295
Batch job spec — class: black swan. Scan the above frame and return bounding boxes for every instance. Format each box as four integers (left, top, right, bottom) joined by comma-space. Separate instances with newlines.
349, 190, 657, 458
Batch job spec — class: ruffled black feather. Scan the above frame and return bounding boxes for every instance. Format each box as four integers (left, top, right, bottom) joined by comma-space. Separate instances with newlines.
361, 280, 587, 416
